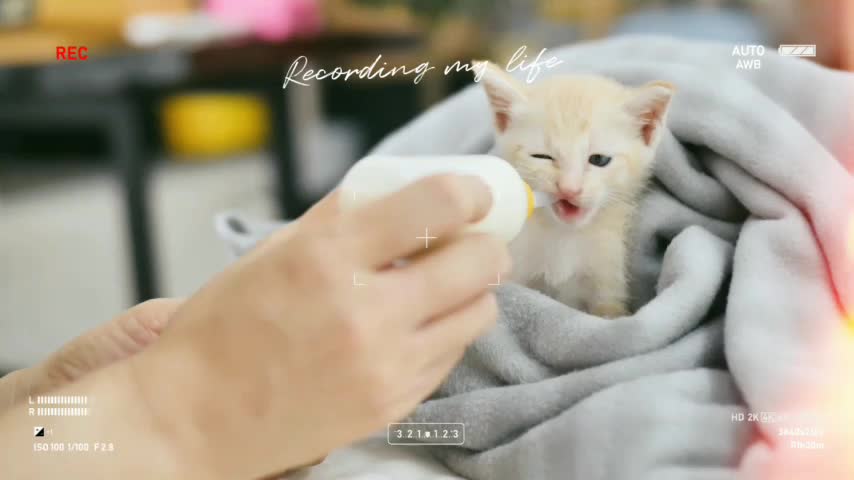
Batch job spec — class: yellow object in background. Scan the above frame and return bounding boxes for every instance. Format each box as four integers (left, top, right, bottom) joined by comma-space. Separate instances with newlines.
161, 93, 272, 160
538, 0, 622, 38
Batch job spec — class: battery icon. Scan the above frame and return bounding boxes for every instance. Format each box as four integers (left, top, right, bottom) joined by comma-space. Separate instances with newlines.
778, 45, 817, 57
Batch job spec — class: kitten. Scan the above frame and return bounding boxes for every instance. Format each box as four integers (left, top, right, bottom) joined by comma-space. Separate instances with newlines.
475, 61, 674, 317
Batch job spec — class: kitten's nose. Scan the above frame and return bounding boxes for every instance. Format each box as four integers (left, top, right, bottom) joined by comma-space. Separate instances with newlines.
557, 177, 582, 199
557, 184, 582, 199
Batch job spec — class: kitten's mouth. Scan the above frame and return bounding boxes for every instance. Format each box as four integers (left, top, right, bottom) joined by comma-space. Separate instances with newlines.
552, 198, 583, 222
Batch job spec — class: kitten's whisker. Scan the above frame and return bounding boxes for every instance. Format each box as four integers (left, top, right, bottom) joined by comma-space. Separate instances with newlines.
606, 192, 635, 204
605, 195, 638, 209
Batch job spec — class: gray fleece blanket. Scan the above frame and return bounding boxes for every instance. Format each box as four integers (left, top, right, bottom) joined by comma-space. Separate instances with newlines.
218, 36, 854, 479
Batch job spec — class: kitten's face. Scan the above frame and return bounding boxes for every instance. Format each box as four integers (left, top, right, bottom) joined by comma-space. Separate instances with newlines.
477, 63, 674, 228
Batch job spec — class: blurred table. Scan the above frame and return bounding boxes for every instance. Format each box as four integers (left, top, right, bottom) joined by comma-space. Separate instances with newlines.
0, 31, 424, 303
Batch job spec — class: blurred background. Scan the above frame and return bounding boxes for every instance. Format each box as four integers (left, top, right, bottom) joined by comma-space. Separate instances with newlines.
0, 0, 851, 371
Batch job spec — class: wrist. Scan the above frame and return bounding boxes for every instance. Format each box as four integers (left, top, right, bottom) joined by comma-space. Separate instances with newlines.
121, 348, 227, 480
126, 315, 313, 479
87, 359, 209, 479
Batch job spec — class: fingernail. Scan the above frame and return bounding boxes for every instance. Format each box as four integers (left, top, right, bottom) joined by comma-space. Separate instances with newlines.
502, 249, 513, 276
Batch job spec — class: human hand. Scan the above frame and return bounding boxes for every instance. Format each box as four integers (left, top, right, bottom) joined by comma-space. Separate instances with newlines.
129, 174, 510, 479
1, 298, 182, 412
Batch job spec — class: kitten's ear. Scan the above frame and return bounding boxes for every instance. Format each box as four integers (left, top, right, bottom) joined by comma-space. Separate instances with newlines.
625, 81, 675, 146
472, 60, 526, 133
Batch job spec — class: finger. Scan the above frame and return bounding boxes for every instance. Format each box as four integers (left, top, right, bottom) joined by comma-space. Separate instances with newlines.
38, 298, 184, 389
413, 292, 498, 367
119, 298, 185, 343
386, 345, 467, 423
299, 189, 341, 225
383, 233, 509, 323
341, 174, 493, 268
417, 346, 466, 398
368, 294, 498, 425
259, 190, 341, 249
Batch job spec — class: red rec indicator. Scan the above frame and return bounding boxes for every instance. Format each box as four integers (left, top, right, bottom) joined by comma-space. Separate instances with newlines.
56, 46, 88, 61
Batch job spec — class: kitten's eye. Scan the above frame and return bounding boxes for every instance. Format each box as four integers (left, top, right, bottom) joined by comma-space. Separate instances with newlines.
531, 153, 554, 161
588, 154, 612, 167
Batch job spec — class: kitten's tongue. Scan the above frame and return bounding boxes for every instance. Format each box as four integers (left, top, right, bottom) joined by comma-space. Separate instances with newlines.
554, 199, 581, 220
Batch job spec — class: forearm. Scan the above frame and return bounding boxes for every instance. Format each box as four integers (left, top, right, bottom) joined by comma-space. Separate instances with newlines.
0, 314, 321, 480
0, 360, 202, 479
1, 368, 30, 409
0, 365, 56, 410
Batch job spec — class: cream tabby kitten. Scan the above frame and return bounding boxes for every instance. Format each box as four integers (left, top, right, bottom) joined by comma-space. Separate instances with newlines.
475, 61, 675, 317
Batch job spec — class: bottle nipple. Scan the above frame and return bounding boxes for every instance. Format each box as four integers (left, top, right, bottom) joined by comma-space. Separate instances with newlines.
524, 182, 535, 218
524, 182, 554, 218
